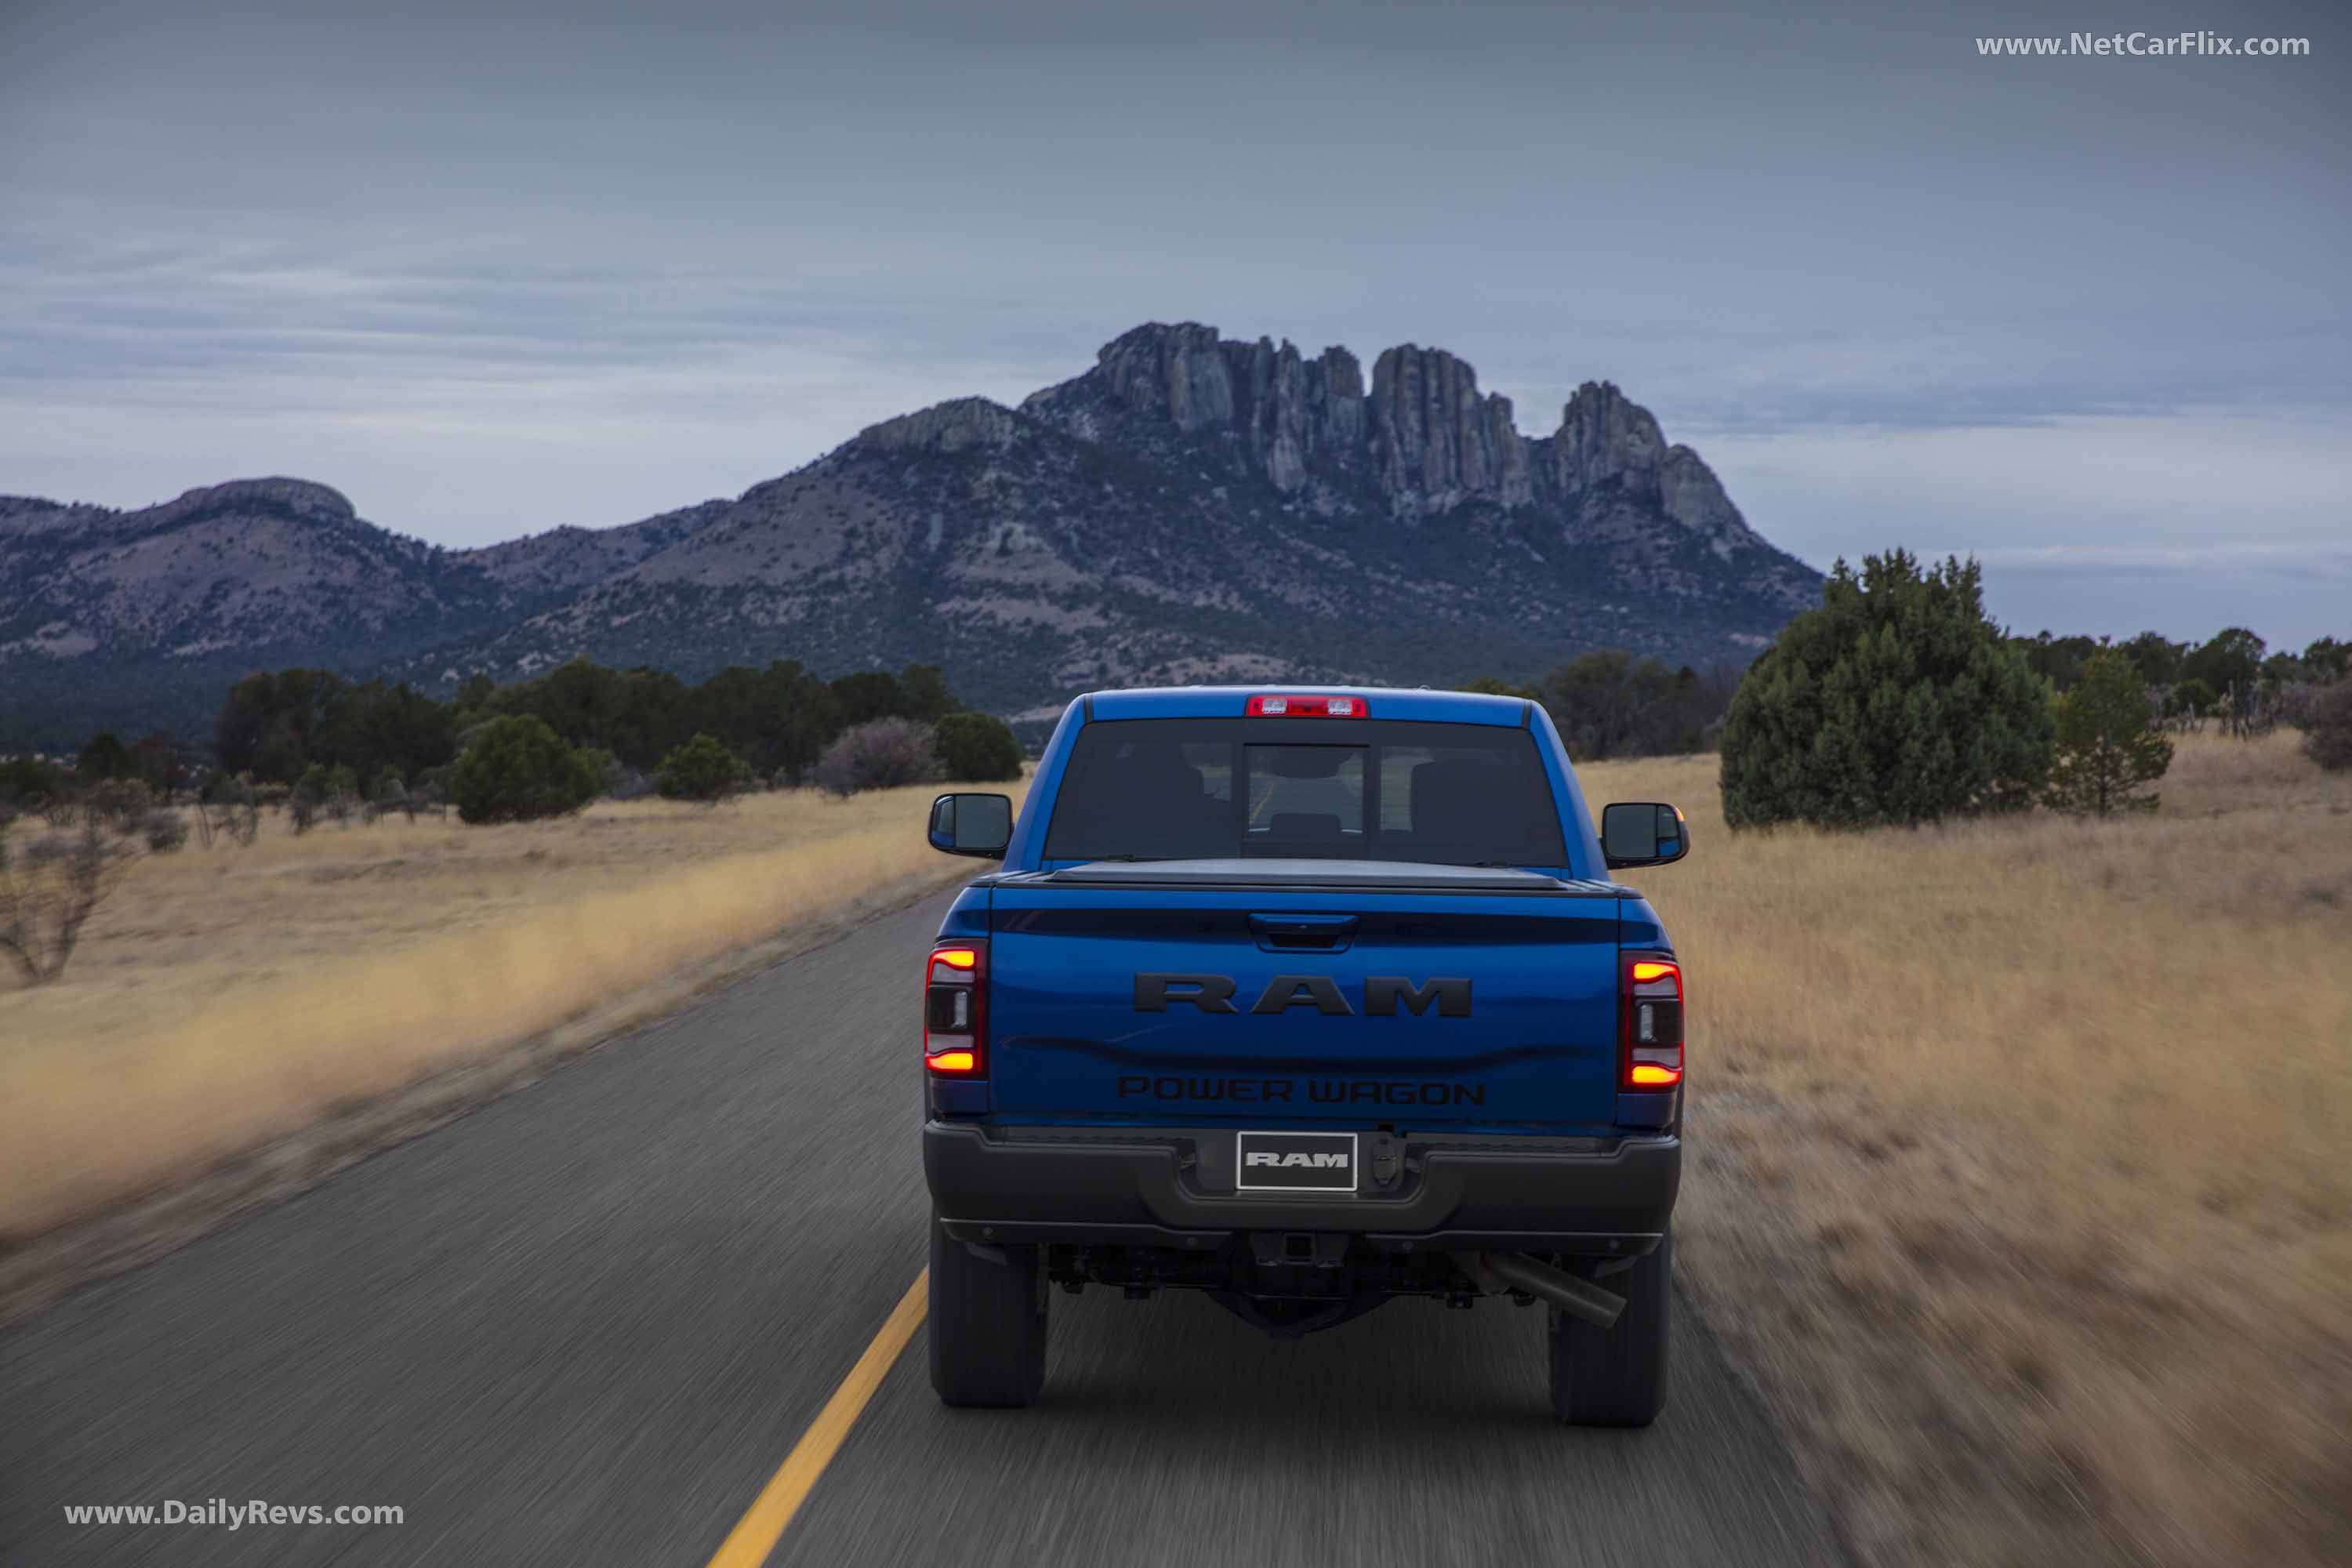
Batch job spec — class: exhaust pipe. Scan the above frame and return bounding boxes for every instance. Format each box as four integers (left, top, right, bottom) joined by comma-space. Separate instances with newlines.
1478, 1251, 1626, 1329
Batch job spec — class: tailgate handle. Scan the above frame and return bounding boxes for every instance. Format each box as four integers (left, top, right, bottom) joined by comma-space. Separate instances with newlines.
1248, 913, 1359, 953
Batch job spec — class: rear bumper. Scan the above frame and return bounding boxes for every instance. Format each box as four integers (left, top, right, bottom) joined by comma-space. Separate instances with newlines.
924, 1120, 1679, 1256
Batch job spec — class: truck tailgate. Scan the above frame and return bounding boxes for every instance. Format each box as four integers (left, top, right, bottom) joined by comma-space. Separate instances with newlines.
984, 876, 1624, 1134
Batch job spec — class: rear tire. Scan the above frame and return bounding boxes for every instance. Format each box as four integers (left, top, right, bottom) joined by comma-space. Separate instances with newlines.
1547, 1229, 1671, 1427
928, 1214, 1047, 1407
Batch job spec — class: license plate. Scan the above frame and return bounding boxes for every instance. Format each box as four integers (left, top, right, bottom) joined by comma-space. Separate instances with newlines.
1235, 1130, 1359, 1193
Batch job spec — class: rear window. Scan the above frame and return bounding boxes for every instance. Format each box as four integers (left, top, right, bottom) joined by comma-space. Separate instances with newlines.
1041, 717, 1568, 867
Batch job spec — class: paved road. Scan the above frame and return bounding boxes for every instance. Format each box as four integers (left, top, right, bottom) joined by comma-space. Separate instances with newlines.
1, 893, 1838, 1567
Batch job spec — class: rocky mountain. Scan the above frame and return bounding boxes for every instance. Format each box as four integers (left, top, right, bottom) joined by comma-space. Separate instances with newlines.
1, 480, 514, 748
3, 479, 484, 659
1, 323, 1822, 750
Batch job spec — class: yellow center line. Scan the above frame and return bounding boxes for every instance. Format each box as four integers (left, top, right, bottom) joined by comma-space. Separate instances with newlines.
704, 1269, 928, 1568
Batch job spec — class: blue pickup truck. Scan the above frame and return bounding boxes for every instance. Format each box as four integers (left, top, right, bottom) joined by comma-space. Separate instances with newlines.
919, 685, 1689, 1425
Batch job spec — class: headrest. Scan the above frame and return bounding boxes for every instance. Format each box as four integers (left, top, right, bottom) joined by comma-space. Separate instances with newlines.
1409, 757, 1505, 831
1105, 743, 1205, 800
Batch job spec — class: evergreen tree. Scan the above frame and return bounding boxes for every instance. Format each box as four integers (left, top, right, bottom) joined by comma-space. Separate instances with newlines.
2046, 648, 2172, 817
2015, 631, 2101, 691
655, 733, 754, 803
448, 717, 601, 825
1460, 676, 1541, 702
932, 712, 1024, 782
2182, 627, 2266, 700
899, 663, 956, 723
1720, 550, 2052, 829
2118, 630, 2187, 688
212, 669, 350, 782
76, 731, 134, 782
829, 670, 911, 729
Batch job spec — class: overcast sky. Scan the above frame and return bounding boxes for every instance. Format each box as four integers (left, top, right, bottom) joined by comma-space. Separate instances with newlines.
4, 0, 2347, 647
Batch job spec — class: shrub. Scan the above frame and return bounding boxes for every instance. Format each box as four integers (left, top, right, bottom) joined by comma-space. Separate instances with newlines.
412, 764, 453, 808
198, 773, 260, 847
655, 733, 754, 804
567, 747, 648, 801
1720, 550, 2053, 829
325, 764, 361, 824
932, 712, 1024, 782
86, 779, 156, 837
813, 718, 941, 797
2304, 681, 2352, 773
368, 765, 412, 824
289, 763, 331, 833
0, 814, 139, 984
141, 808, 189, 853
448, 716, 602, 825
2046, 649, 2172, 817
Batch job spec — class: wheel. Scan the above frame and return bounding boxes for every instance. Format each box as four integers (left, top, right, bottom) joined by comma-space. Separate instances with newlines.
1547, 1229, 1671, 1427
927, 1213, 1047, 1407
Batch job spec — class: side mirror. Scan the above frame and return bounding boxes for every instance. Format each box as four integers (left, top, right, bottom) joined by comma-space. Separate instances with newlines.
1600, 802, 1689, 870
928, 793, 1012, 859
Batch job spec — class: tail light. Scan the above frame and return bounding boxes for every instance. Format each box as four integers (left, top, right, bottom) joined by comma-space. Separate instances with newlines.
1245, 694, 1367, 717
1621, 955, 1682, 1090
924, 942, 985, 1075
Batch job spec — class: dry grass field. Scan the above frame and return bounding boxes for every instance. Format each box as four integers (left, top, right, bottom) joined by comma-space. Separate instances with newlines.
1594, 731, 2350, 1568
0, 781, 1019, 1243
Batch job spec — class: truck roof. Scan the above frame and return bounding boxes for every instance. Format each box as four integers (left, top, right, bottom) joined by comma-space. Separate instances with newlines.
1076, 685, 1533, 728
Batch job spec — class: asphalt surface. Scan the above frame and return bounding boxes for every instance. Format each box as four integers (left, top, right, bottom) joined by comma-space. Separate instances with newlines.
2, 891, 1839, 1567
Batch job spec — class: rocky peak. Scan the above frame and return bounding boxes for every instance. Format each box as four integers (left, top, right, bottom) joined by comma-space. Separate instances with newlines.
0, 477, 365, 550
1023, 323, 1755, 544
848, 397, 1025, 456
1550, 381, 1751, 546
166, 477, 358, 522
1218, 334, 1367, 497
1087, 322, 1234, 432
1551, 382, 1662, 493
1368, 345, 1530, 514
1023, 324, 1365, 495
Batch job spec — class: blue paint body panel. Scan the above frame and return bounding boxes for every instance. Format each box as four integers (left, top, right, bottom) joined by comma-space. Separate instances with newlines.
982, 885, 1623, 1134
